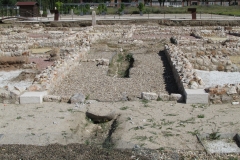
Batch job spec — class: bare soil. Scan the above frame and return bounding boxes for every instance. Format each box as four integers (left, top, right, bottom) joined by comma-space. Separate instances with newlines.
0, 101, 240, 159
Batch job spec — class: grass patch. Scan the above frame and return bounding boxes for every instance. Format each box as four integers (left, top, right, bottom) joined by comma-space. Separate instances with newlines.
191, 104, 206, 108
161, 119, 175, 126
208, 131, 220, 140
108, 52, 134, 78
197, 114, 205, 118
133, 136, 147, 141
188, 129, 200, 136
165, 113, 178, 116
162, 131, 174, 137
129, 126, 145, 131
105, 6, 240, 16
180, 117, 195, 124
16, 116, 22, 119
120, 106, 129, 110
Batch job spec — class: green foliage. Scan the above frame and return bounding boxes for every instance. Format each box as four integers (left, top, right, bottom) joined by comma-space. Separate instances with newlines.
138, 2, 144, 12
97, 4, 107, 15
118, 3, 125, 13
208, 131, 220, 140
55, 1, 63, 11
188, 129, 200, 136
197, 114, 205, 118
79, 4, 91, 14
120, 106, 129, 110
126, 53, 133, 62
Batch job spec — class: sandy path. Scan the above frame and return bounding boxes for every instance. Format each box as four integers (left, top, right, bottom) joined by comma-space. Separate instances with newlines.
0, 101, 239, 152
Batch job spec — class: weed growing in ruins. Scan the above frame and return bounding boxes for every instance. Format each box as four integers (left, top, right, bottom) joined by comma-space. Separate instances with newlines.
151, 122, 162, 129
148, 131, 157, 135
161, 119, 174, 126
162, 131, 174, 137
133, 136, 147, 141
61, 131, 67, 138
165, 113, 178, 116
208, 131, 220, 140
85, 116, 93, 124
142, 99, 150, 107
157, 97, 162, 101
129, 126, 145, 131
197, 114, 205, 118
85, 139, 90, 145
16, 116, 22, 120
180, 117, 195, 124
120, 106, 129, 110
188, 129, 200, 136
126, 117, 131, 121
191, 104, 207, 109
57, 117, 64, 119
141, 99, 149, 104
36, 107, 43, 109
85, 94, 90, 100
157, 147, 165, 152
147, 118, 154, 122
28, 115, 34, 117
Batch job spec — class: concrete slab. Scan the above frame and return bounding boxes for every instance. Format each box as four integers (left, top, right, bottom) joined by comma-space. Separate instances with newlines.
20, 91, 47, 104
184, 89, 209, 104
197, 133, 240, 154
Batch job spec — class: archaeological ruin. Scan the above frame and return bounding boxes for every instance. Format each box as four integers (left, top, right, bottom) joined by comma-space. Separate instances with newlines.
0, 22, 240, 105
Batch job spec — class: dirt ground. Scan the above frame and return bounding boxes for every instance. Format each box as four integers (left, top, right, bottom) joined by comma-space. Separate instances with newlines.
0, 101, 240, 159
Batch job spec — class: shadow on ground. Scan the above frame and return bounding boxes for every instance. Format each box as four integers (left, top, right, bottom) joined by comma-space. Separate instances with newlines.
158, 50, 179, 94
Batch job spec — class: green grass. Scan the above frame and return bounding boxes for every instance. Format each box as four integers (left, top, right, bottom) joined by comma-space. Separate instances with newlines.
188, 129, 200, 136
208, 131, 220, 140
92, 5, 240, 16
133, 136, 148, 141
16, 116, 22, 119
197, 114, 205, 118
120, 106, 129, 110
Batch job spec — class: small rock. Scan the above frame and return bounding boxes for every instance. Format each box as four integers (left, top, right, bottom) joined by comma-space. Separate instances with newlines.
232, 101, 239, 105
70, 93, 85, 104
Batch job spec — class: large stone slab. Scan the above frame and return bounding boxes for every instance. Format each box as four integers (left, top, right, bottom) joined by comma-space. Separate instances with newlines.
184, 89, 209, 104
20, 91, 47, 104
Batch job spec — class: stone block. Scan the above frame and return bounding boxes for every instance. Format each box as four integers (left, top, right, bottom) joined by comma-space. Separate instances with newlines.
20, 91, 47, 104
169, 93, 183, 102
184, 89, 209, 104
158, 93, 169, 101
141, 92, 158, 100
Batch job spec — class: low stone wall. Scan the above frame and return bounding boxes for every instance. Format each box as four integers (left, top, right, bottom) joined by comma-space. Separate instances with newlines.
205, 84, 240, 104
165, 43, 240, 104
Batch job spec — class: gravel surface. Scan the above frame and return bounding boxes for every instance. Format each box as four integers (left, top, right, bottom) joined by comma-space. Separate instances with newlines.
53, 47, 179, 101
0, 144, 239, 160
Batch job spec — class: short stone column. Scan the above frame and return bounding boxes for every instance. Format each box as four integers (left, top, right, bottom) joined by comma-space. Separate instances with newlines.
92, 11, 96, 26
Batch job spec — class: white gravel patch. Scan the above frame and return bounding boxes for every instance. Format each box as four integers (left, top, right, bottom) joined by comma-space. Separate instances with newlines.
195, 69, 240, 87
204, 139, 240, 153
0, 70, 32, 90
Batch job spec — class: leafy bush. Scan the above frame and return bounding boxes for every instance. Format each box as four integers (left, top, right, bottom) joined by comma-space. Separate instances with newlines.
97, 4, 107, 15
138, 2, 144, 12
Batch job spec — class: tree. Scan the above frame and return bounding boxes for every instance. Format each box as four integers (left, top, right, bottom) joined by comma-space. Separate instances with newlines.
138, 2, 144, 15
158, 0, 163, 6
1, 0, 16, 5
55, 1, 63, 10
97, 4, 107, 15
